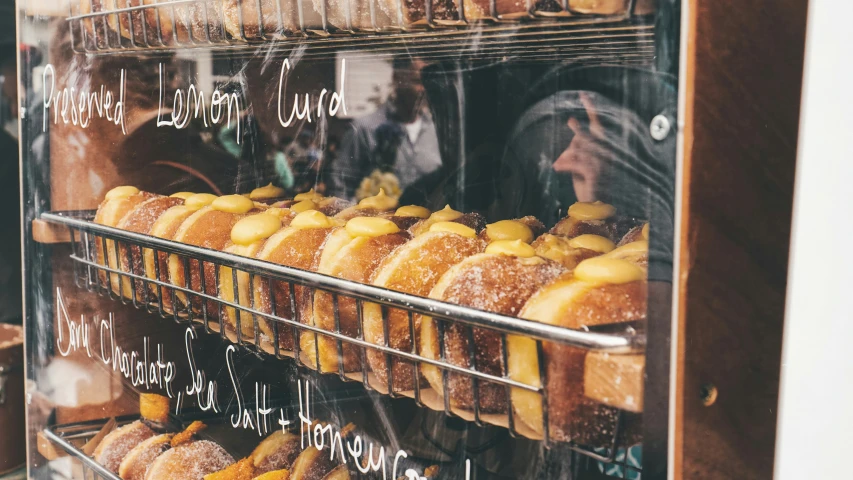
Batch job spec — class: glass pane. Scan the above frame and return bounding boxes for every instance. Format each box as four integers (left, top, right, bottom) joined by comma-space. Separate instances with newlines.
18, 0, 679, 477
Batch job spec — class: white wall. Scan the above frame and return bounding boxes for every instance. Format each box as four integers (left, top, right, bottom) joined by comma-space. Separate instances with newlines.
775, 0, 853, 477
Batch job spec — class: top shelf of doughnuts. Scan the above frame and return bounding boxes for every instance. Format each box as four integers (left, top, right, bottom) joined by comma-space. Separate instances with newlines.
63, 0, 656, 57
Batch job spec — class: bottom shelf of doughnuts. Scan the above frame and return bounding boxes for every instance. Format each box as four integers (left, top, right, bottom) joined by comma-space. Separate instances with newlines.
39, 395, 643, 480
41, 208, 647, 463
39, 408, 434, 480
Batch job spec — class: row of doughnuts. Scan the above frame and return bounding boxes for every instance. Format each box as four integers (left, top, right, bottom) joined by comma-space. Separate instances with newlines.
90, 395, 365, 479
79, 0, 655, 47
81, 0, 469, 45
93, 184, 648, 445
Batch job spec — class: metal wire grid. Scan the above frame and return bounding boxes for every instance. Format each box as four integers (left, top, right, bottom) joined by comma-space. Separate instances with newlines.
42, 209, 643, 471
43, 421, 125, 480
64, 0, 652, 55
235, 24, 656, 63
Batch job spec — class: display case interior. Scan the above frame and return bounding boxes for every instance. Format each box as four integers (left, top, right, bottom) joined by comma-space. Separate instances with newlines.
20, 0, 679, 478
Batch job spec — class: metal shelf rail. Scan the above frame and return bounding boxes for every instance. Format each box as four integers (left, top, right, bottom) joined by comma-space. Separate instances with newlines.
41, 209, 644, 474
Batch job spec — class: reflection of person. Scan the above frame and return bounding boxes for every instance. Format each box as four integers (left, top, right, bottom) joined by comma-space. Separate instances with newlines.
497, 88, 675, 282
330, 57, 442, 201
553, 93, 610, 203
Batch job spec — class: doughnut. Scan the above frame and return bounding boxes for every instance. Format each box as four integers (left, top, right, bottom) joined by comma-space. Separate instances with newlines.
250, 431, 302, 475
461, 0, 531, 19
119, 433, 173, 480
219, 211, 289, 340
334, 188, 398, 221
603, 240, 649, 269
364, 227, 486, 392
477, 216, 545, 244
221, 0, 299, 39
249, 184, 288, 205
273, 196, 352, 218
419, 246, 565, 414
272, 196, 352, 218
569, 0, 654, 14
392, 205, 431, 220
303, 216, 411, 373
83, 0, 225, 46
508, 252, 648, 445
550, 201, 640, 243
378, 211, 431, 231
144, 440, 235, 480
78, 0, 122, 47
94, 186, 158, 294
376, 0, 458, 24
204, 430, 302, 480
316, 0, 397, 30
618, 222, 649, 246
408, 205, 486, 237
115, 196, 185, 301
269, 189, 319, 209
251, 210, 344, 350
92, 420, 157, 473
168, 195, 265, 319
142, 194, 216, 313
321, 465, 352, 479
316, 197, 355, 217
531, 233, 614, 269
287, 445, 338, 480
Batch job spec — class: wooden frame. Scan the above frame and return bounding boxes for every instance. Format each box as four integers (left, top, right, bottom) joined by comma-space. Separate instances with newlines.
673, 0, 809, 477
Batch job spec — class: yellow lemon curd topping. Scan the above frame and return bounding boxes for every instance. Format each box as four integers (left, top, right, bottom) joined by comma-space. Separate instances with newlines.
169, 192, 194, 200
394, 205, 431, 218
485, 220, 534, 243
105, 186, 139, 200
231, 214, 282, 246
249, 183, 286, 200
184, 193, 218, 210
429, 221, 476, 238
264, 207, 289, 218
429, 205, 463, 222
568, 234, 616, 253
290, 199, 317, 213
345, 217, 401, 237
574, 257, 644, 284
534, 234, 573, 260
357, 188, 398, 210
485, 239, 536, 257
294, 188, 325, 202
212, 194, 255, 214
291, 210, 337, 229
567, 201, 616, 220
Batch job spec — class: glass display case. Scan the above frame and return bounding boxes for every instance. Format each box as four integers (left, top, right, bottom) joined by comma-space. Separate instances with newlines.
16, 0, 808, 478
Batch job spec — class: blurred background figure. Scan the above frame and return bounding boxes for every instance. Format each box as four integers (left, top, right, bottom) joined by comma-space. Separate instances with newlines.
330, 56, 442, 202
0, 32, 21, 327
285, 129, 324, 194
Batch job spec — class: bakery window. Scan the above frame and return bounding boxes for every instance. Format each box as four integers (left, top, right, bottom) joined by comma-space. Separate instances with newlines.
20, 0, 679, 477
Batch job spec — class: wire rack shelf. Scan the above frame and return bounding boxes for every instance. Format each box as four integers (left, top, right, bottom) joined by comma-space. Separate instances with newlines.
41, 209, 645, 474
64, 0, 655, 62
